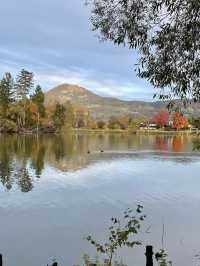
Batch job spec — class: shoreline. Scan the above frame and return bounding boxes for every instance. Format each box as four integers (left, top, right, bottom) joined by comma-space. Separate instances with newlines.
72, 128, 200, 135
0, 128, 199, 136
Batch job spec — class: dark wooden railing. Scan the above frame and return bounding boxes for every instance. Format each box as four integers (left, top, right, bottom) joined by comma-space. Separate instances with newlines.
0, 246, 154, 266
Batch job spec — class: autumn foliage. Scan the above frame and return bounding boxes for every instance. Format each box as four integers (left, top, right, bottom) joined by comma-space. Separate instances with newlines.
30, 102, 39, 122
173, 112, 188, 130
153, 110, 169, 128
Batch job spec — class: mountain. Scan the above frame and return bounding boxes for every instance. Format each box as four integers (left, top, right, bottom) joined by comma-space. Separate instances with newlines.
45, 84, 200, 120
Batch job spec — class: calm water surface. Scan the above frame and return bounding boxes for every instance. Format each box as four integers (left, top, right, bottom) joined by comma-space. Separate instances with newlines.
0, 133, 200, 266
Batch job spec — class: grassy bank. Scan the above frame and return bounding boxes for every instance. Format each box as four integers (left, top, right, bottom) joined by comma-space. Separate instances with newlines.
0, 127, 199, 136
71, 128, 200, 136
137, 129, 199, 135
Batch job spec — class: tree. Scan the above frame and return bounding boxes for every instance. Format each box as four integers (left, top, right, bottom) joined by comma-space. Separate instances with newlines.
8, 101, 24, 129
97, 120, 106, 129
153, 110, 169, 128
52, 103, 66, 130
189, 117, 200, 129
65, 101, 75, 128
0, 71, 48, 132
0, 73, 14, 118
74, 107, 90, 128
107, 115, 130, 130
15, 69, 34, 99
14, 69, 34, 128
29, 102, 39, 126
173, 112, 188, 130
129, 116, 148, 131
89, 0, 200, 102
13, 98, 34, 129
31, 85, 46, 131
118, 115, 129, 130
87, 205, 145, 266
88, 117, 97, 129
108, 116, 120, 130
31, 85, 45, 117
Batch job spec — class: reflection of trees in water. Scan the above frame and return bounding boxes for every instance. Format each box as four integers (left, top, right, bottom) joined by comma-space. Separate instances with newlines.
16, 165, 33, 192
153, 136, 168, 151
31, 139, 46, 178
0, 137, 13, 190
172, 136, 185, 152
0, 133, 94, 189
0, 133, 197, 192
193, 138, 200, 151
152, 135, 191, 152
51, 135, 65, 161
0, 135, 46, 192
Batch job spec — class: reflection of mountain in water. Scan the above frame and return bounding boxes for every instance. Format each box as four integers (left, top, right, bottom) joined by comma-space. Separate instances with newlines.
0, 133, 199, 192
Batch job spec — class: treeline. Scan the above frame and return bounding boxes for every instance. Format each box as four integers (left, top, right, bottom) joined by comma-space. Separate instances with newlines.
0, 69, 81, 133
0, 70, 147, 133
0, 70, 122, 132
0, 70, 91, 133
152, 110, 200, 130
1, 70, 200, 133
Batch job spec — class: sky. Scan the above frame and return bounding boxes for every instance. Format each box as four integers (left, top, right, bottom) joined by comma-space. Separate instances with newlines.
0, 0, 155, 101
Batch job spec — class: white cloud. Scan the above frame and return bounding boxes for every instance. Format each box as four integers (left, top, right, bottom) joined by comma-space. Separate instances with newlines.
0, 0, 155, 101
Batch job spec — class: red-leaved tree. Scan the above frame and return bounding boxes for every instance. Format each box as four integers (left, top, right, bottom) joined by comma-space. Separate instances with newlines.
153, 110, 169, 128
173, 112, 188, 130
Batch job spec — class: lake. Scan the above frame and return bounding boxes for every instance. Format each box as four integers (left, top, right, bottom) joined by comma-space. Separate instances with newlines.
0, 133, 200, 266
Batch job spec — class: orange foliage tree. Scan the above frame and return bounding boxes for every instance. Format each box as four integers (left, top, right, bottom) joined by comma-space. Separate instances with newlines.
173, 112, 188, 130
30, 102, 39, 123
153, 110, 169, 128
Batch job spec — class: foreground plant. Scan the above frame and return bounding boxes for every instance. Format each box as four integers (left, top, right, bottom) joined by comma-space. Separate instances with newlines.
87, 205, 146, 266
155, 249, 172, 266
74, 254, 127, 266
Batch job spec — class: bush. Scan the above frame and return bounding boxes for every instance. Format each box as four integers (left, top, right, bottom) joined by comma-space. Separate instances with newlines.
97, 120, 106, 129
108, 122, 121, 130
0, 119, 17, 133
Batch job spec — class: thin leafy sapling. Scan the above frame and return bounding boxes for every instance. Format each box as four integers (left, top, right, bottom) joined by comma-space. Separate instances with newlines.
155, 249, 172, 266
87, 205, 146, 266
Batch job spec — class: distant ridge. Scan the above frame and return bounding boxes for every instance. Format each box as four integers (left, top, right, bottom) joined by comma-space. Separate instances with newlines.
45, 84, 200, 120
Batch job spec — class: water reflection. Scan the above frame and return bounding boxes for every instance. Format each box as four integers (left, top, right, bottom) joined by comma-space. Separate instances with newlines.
153, 136, 168, 151
0, 133, 199, 192
172, 136, 185, 152
193, 137, 200, 151
0, 135, 44, 192
0, 133, 200, 266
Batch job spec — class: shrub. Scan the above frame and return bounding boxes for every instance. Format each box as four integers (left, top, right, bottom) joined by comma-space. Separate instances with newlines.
0, 119, 17, 133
